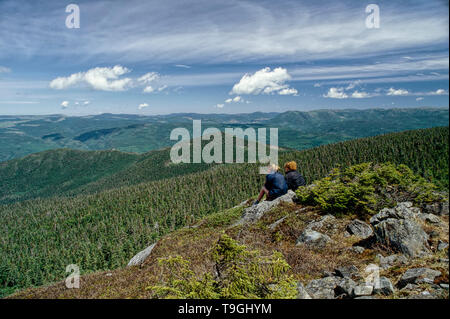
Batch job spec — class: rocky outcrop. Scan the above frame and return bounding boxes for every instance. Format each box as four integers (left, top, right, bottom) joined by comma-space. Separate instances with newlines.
127, 242, 157, 267
370, 202, 431, 258
234, 190, 296, 225
373, 276, 395, 295
377, 254, 408, 270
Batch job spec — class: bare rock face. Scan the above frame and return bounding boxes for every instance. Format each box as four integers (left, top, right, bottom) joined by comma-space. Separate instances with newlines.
127, 242, 157, 267
234, 190, 296, 225
370, 202, 431, 258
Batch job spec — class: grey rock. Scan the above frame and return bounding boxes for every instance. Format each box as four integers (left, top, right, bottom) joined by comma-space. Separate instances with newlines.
373, 277, 395, 295
334, 265, 360, 279
370, 202, 420, 225
353, 285, 373, 296
440, 284, 449, 290
127, 242, 157, 267
296, 282, 312, 299
296, 229, 331, 248
423, 201, 449, 216
349, 246, 365, 254
374, 217, 430, 258
268, 215, 288, 230
335, 277, 357, 298
398, 268, 441, 288
418, 213, 442, 224
305, 214, 336, 231
402, 283, 419, 290
305, 276, 341, 299
235, 190, 295, 225
377, 254, 408, 270
346, 219, 373, 239
437, 240, 448, 251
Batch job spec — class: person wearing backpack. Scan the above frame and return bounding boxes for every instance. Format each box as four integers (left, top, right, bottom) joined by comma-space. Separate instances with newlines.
284, 161, 306, 191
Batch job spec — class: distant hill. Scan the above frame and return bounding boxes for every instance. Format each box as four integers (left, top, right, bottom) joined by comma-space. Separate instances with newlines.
0, 126, 447, 297
0, 108, 448, 161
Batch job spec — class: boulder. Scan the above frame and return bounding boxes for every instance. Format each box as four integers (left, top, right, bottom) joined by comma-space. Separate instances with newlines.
346, 220, 373, 239
235, 190, 295, 225
305, 276, 341, 299
305, 215, 336, 232
377, 254, 408, 270
373, 276, 395, 295
371, 203, 431, 258
353, 285, 373, 296
397, 268, 442, 288
369, 202, 420, 225
334, 265, 360, 279
423, 201, 449, 216
335, 277, 357, 298
418, 213, 442, 224
374, 218, 430, 258
296, 229, 331, 248
296, 282, 312, 299
127, 242, 157, 267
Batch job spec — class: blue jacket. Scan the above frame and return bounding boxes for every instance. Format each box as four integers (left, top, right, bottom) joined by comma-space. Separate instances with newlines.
264, 172, 288, 199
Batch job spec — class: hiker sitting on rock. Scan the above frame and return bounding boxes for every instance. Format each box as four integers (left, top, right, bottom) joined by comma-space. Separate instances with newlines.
253, 164, 288, 205
284, 161, 306, 191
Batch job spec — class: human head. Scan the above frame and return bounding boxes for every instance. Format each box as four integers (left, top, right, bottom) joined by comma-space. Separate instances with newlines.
269, 163, 279, 174
284, 161, 297, 172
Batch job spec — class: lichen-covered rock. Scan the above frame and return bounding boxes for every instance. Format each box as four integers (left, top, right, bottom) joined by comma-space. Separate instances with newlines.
370, 202, 420, 225
334, 265, 360, 279
127, 242, 157, 267
346, 219, 373, 239
235, 190, 295, 225
398, 268, 442, 288
296, 229, 331, 248
305, 214, 336, 232
353, 285, 373, 296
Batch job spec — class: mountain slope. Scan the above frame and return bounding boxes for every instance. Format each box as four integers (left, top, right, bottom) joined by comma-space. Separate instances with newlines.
0, 126, 448, 297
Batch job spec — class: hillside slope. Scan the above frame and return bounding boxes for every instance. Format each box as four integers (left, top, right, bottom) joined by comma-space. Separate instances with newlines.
0, 127, 448, 297
10, 162, 449, 299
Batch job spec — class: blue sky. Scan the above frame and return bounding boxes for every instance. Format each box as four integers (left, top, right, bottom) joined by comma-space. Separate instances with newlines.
0, 0, 448, 115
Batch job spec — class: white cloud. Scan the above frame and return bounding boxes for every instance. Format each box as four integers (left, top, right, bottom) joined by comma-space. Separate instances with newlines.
278, 88, 298, 95
387, 88, 409, 96
216, 104, 224, 108
143, 86, 155, 93
138, 72, 159, 84
83, 100, 90, 105
50, 65, 132, 91
351, 91, 370, 98
0, 66, 11, 73
313, 83, 321, 87
231, 67, 297, 96
61, 101, 69, 108
175, 64, 191, 69
433, 89, 447, 95
323, 87, 348, 99
158, 85, 168, 92
138, 103, 149, 110
416, 97, 424, 101
225, 96, 243, 103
